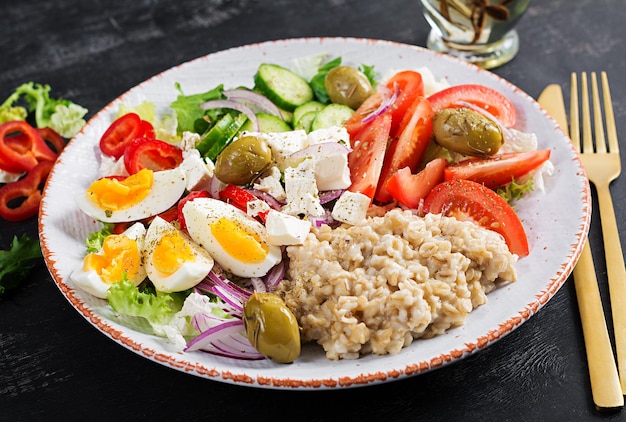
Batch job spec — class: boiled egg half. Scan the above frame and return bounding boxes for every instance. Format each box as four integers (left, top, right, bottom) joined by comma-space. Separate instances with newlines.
76, 168, 186, 223
182, 197, 282, 278
143, 216, 214, 293
70, 222, 147, 299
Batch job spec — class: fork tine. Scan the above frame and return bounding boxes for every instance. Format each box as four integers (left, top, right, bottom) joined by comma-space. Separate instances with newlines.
570, 73, 581, 153
601, 72, 619, 153
591, 73, 608, 154
581, 72, 595, 154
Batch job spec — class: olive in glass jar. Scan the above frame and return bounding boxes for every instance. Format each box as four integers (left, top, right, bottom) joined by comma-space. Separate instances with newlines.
324, 66, 374, 110
432, 108, 504, 156
243, 291, 301, 363
214, 135, 272, 185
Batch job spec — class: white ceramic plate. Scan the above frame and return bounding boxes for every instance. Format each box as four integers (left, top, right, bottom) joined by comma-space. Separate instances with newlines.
39, 37, 590, 390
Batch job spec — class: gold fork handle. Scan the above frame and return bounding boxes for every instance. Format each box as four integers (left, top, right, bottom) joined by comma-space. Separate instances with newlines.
573, 238, 624, 410
596, 182, 626, 394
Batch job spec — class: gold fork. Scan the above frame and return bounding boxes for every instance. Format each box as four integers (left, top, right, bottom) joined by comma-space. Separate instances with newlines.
570, 71, 626, 394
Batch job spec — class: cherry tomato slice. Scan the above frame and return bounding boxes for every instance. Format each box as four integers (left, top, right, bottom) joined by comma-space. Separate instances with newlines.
347, 112, 392, 199
385, 158, 448, 209
444, 150, 551, 189
99, 113, 154, 159
123, 138, 183, 174
427, 84, 517, 128
375, 95, 434, 203
423, 178, 529, 257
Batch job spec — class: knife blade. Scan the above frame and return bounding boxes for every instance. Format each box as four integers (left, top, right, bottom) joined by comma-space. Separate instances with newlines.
538, 85, 624, 411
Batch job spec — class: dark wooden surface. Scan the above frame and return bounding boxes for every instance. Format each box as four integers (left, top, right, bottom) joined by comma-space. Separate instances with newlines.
2, 0, 626, 420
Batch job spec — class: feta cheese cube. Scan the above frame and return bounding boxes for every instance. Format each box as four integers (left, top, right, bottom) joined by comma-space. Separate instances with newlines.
246, 130, 309, 171
307, 126, 350, 145
265, 210, 312, 245
247, 199, 271, 219
180, 149, 214, 191
331, 191, 371, 225
253, 166, 286, 202
314, 154, 351, 191
282, 160, 325, 217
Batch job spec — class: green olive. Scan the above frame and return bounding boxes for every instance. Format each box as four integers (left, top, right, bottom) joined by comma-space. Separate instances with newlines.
214, 135, 272, 185
432, 108, 504, 156
324, 66, 374, 110
243, 291, 301, 364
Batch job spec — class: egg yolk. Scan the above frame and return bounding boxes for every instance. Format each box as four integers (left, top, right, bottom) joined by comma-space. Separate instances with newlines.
210, 217, 268, 264
86, 169, 154, 212
83, 235, 142, 285
152, 230, 195, 276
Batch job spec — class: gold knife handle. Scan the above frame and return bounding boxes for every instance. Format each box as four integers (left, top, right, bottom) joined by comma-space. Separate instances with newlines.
573, 238, 624, 410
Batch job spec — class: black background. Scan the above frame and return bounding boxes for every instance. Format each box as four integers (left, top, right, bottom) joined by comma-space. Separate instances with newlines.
2, 1, 626, 420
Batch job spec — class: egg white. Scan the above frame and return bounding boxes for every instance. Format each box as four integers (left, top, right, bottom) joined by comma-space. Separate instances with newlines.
75, 167, 187, 223
143, 216, 214, 293
182, 197, 282, 278
70, 222, 147, 299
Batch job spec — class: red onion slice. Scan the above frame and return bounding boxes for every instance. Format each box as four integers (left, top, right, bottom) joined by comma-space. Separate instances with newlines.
184, 319, 264, 360
224, 89, 284, 120
362, 84, 398, 124
199, 99, 260, 131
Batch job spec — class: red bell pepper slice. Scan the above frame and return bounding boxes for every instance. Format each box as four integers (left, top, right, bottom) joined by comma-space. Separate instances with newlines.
0, 121, 58, 173
99, 113, 154, 159
0, 160, 55, 222
123, 138, 184, 174
38, 127, 67, 155
219, 184, 268, 223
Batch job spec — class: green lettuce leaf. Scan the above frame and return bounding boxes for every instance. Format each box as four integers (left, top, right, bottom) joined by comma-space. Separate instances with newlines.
170, 83, 224, 135
0, 82, 87, 138
0, 234, 43, 297
107, 280, 187, 327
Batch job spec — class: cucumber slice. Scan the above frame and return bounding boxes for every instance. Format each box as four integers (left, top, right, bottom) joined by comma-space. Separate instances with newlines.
196, 113, 248, 160
293, 110, 318, 133
241, 113, 292, 133
311, 103, 355, 131
293, 101, 325, 128
254, 63, 314, 111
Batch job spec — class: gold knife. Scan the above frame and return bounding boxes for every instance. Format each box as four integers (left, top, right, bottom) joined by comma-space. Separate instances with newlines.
538, 85, 624, 411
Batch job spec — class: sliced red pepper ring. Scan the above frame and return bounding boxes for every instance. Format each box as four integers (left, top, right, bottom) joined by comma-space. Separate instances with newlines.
99, 113, 154, 159
219, 184, 268, 223
38, 127, 67, 155
123, 138, 184, 174
0, 121, 58, 173
0, 160, 55, 222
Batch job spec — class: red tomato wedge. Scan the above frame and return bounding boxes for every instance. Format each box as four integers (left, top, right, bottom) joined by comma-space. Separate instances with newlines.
385, 157, 448, 209
427, 84, 517, 128
347, 112, 392, 199
344, 70, 424, 139
375, 95, 434, 203
344, 91, 385, 138
423, 178, 529, 257
384, 70, 425, 137
123, 138, 184, 174
444, 150, 551, 189
99, 113, 154, 159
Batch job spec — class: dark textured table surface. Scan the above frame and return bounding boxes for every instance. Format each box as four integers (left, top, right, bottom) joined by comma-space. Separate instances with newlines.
2, 1, 626, 420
